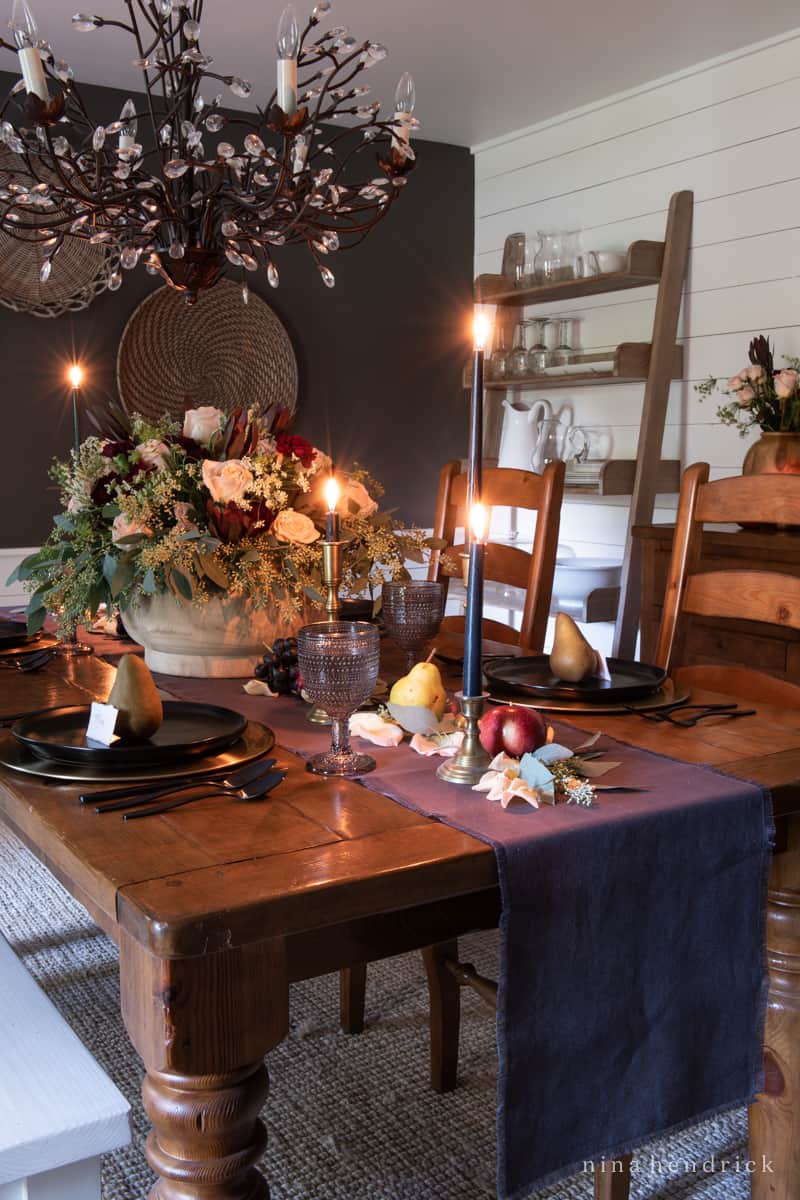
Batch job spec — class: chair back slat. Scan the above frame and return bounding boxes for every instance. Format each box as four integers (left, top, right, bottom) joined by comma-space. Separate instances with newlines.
683, 569, 800, 632
695, 473, 800, 526
427, 460, 564, 651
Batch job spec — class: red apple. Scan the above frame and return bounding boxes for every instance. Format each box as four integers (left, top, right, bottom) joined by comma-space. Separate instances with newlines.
478, 705, 547, 758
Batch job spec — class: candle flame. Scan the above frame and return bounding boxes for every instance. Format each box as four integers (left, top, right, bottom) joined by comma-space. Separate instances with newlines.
470, 502, 488, 542
473, 311, 491, 351
67, 364, 83, 388
323, 475, 340, 512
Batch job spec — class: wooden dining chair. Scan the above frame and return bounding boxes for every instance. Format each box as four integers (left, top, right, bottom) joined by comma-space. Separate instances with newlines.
339, 459, 566, 1053
427, 459, 566, 649
655, 462, 800, 704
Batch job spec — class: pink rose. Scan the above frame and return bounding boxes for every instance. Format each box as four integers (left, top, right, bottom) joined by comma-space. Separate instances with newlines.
111, 513, 152, 544
271, 509, 321, 545
202, 458, 253, 504
726, 375, 744, 392
775, 369, 799, 400
183, 406, 225, 446
136, 439, 169, 470
737, 385, 755, 404
744, 365, 765, 383
341, 477, 378, 517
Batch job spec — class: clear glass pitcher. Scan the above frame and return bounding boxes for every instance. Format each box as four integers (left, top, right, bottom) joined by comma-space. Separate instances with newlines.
533, 231, 579, 283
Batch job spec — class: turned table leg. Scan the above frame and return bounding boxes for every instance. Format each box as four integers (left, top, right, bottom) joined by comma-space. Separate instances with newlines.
423, 940, 461, 1093
119, 929, 289, 1200
339, 964, 367, 1034
750, 816, 800, 1200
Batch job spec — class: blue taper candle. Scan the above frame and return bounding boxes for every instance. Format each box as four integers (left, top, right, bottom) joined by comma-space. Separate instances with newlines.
467, 313, 490, 545
462, 503, 487, 698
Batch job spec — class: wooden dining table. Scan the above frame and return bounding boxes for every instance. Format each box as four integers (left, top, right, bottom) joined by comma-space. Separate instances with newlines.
0, 647, 799, 1200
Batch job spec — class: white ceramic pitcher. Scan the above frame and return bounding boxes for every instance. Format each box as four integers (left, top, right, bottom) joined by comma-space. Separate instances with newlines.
497, 397, 553, 473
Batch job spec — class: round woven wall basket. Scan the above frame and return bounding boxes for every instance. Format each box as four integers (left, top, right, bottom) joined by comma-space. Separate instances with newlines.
116, 279, 298, 423
0, 149, 116, 319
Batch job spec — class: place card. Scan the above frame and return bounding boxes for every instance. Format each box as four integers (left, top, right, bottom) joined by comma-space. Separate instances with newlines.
85, 702, 120, 747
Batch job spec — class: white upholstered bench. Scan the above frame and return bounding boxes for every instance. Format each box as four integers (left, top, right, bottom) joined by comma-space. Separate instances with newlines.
0, 933, 131, 1200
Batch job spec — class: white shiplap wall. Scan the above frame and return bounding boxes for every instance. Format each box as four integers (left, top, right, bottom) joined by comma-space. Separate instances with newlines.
474, 28, 800, 563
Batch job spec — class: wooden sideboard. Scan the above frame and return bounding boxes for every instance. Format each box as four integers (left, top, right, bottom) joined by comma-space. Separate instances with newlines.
633, 523, 800, 681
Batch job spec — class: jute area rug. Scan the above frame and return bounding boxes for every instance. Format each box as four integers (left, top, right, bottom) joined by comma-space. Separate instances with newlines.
0, 824, 751, 1199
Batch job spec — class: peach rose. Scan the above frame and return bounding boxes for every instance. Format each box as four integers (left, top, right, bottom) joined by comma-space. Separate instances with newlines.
136, 438, 169, 470
183, 406, 225, 446
202, 459, 253, 504
744, 365, 765, 383
111, 513, 152, 544
775, 369, 799, 400
341, 477, 378, 517
726, 374, 744, 392
737, 385, 756, 404
173, 501, 197, 532
271, 509, 321, 545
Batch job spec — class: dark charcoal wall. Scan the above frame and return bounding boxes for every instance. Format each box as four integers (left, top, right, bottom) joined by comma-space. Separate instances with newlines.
0, 75, 473, 546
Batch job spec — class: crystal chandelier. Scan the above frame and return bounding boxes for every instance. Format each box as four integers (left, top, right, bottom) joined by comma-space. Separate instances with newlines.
0, 0, 418, 302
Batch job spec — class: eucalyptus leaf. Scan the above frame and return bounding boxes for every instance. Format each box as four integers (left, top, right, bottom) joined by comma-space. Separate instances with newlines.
102, 554, 118, 586
142, 569, 157, 595
198, 554, 229, 589
303, 585, 325, 605
169, 569, 194, 601
386, 702, 440, 735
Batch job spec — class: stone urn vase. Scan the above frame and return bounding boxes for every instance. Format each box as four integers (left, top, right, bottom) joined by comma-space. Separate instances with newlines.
123, 593, 306, 677
742, 431, 800, 476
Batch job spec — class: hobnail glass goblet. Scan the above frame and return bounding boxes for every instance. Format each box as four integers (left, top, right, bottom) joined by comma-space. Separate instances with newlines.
382, 580, 444, 672
298, 621, 380, 777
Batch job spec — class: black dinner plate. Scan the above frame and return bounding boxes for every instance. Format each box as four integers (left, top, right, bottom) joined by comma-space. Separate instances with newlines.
0, 620, 40, 650
12, 701, 249, 766
483, 656, 667, 703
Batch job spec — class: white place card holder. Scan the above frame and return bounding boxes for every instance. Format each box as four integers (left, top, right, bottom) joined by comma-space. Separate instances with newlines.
86, 702, 120, 747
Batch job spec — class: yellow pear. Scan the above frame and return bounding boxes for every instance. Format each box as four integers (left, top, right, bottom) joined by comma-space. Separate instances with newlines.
108, 654, 164, 740
549, 612, 597, 683
389, 660, 447, 720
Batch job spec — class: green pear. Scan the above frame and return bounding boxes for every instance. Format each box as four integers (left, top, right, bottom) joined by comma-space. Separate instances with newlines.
108, 654, 164, 740
549, 612, 597, 683
389, 660, 447, 720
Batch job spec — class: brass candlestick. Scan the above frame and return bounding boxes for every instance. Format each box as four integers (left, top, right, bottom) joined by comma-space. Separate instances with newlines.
436, 693, 491, 786
307, 537, 345, 725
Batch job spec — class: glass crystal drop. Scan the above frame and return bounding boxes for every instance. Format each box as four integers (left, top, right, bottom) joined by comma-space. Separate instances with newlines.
356, 103, 379, 118
186, 129, 202, 148
53, 136, 69, 156
160, 125, 172, 145
164, 158, 189, 178
312, 0, 331, 16
205, 113, 224, 132
241, 253, 257, 271
363, 42, 387, 66
70, 215, 89, 231
92, 125, 106, 151
353, 85, 370, 96
89, 230, 110, 243
241, 282, 249, 304
114, 164, 130, 180
329, 25, 347, 36
71, 12, 100, 31
335, 35, 356, 49
121, 245, 139, 268
244, 133, 264, 156
267, 262, 279, 287
221, 219, 239, 237
323, 231, 339, 251
169, 240, 184, 259
328, 184, 341, 204
54, 59, 73, 81
181, 49, 211, 65
217, 142, 235, 159
39, 258, 52, 283
225, 248, 244, 266
314, 168, 333, 185
183, 17, 199, 39
228, 77, 251, 98
319, 264, 335, 287
362, 127, 377, 141
145, 262, 159, 274
180, 120, 195, 138
302, 87, 322, 99
194, 95, 205, 113
253, 171, 270, 187
108, 269, 122, 290
155, 0, 173, 17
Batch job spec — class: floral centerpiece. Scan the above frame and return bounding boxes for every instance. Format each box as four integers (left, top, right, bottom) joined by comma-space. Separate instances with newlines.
12, 404, 437, 674
697, 334, 800, 435
696, 335, 800, 476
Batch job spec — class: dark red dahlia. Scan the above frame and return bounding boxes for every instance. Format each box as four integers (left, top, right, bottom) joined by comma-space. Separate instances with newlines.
275, 434, 316, 469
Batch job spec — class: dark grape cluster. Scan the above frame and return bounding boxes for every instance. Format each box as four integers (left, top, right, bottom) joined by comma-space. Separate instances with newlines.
254, 636, 302, 696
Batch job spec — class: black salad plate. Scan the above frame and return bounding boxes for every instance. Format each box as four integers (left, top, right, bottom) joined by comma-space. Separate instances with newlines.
483, 656, 667, 703
12, 702, 249, 766
0, 620, 40, 650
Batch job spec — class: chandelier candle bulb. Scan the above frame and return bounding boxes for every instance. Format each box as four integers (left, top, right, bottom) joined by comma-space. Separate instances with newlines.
462, 503, 487, 699
118, 98, 137, 154
324, 475, 341, 541
392, 71, 415, 149
10, 0, 48, 101
276, 4, 299, 115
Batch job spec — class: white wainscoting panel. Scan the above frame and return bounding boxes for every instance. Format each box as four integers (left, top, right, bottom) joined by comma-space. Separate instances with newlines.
0, 549, 37, 607
473, 28, 800, 578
